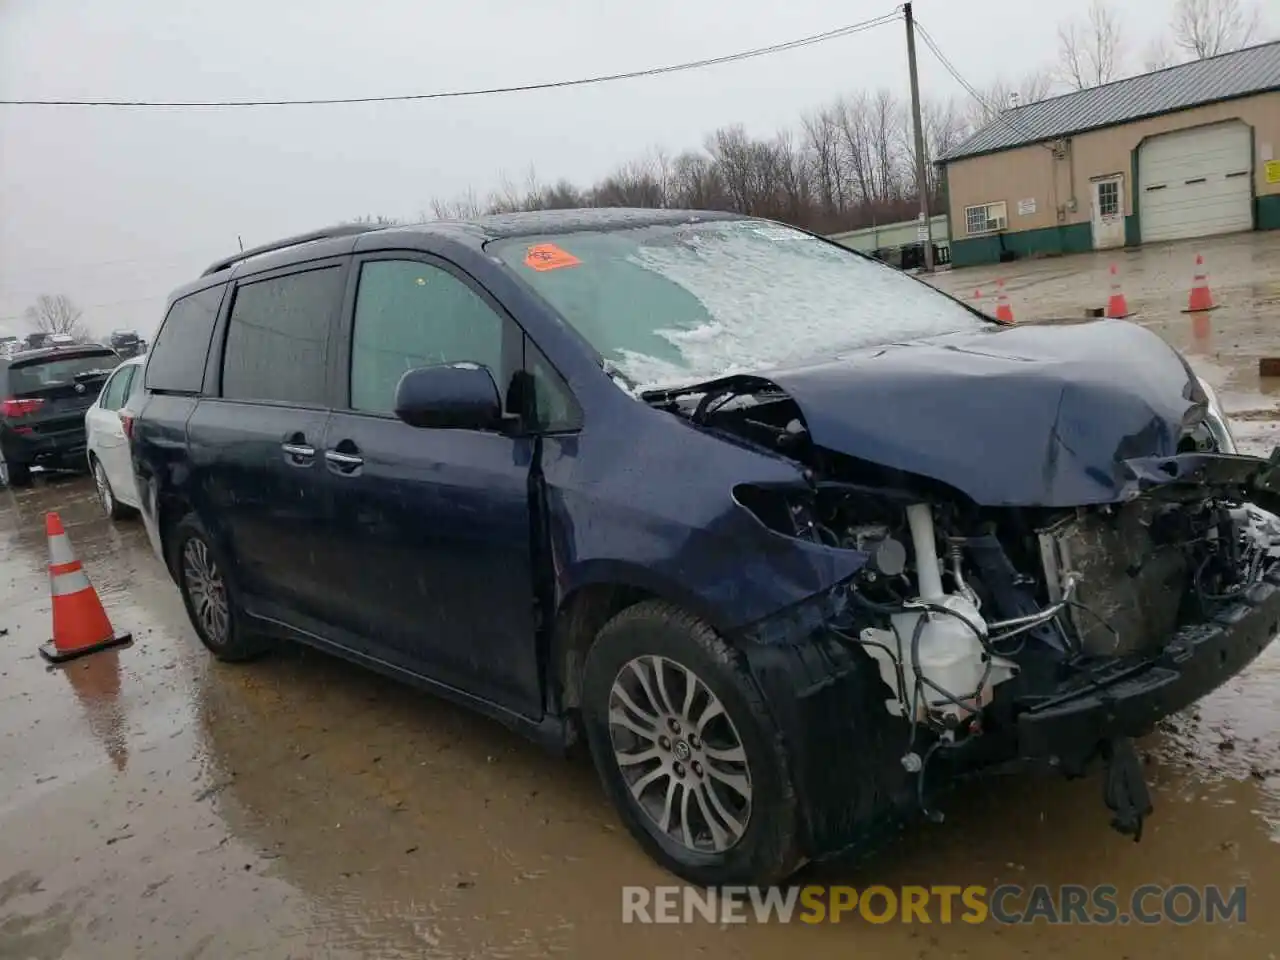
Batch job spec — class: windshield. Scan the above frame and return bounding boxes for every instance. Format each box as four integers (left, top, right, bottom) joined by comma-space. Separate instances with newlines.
491, 219, 989, 389
9, 352, 120, 394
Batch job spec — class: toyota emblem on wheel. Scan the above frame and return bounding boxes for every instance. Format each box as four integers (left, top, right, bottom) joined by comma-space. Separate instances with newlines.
74, 382, 86, 394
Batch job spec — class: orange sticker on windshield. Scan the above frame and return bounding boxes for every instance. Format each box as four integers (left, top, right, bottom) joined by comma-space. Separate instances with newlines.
524, 243, 582, 272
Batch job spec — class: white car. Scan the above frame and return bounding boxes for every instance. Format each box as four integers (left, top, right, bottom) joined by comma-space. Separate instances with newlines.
84, 354, 146, 519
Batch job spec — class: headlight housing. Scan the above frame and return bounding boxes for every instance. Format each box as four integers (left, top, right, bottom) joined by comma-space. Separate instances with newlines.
1197, 376, 1238, 454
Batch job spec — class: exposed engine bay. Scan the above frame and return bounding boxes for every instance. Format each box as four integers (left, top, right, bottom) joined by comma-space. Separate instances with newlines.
645, 373, 1280, 841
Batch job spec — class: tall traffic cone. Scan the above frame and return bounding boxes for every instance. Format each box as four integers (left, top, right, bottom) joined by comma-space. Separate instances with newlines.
1182, 254, 1218, 313
38, 512, 131, 664
1105, 264, 1132, 318
995, 279, 1015, 324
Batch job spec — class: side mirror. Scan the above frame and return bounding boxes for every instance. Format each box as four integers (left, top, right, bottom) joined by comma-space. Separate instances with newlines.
393, 363, 503, 430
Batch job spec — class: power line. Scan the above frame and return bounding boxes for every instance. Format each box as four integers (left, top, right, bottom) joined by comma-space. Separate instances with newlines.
913, 19, 1053, 151
0, 11, 903, 109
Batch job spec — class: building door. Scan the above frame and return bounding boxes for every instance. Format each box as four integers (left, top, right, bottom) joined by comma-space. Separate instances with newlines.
1091, 175, 1126, 250
1138, 121, 1253, 243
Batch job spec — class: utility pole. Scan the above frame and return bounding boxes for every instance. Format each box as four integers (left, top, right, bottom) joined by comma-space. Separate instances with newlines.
904, 2, 934, 272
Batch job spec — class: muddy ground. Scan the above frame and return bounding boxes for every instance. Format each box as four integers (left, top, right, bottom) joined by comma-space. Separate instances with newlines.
3, 230, 1280, 959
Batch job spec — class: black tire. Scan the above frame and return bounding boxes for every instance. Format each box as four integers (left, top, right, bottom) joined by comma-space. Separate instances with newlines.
90, 456, 133, 521
170, 513, 270, 662
6, 462, 32, 488
581, 599, 802, 885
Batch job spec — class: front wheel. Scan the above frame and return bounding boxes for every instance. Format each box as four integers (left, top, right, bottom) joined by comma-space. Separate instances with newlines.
171, 514, 269, 662
581, 600, 802, 885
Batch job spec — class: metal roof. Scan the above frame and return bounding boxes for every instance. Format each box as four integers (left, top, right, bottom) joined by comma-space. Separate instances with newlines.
941, 41, 1280, 162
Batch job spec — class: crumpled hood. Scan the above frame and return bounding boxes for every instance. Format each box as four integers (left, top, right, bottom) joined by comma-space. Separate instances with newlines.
763, 319, 1204, 507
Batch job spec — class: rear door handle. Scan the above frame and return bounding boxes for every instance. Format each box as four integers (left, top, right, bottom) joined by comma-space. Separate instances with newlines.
325, 449, 364, 475
282, 442, 316, 465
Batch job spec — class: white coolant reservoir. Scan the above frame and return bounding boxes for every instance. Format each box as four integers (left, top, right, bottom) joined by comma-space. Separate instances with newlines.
860, 503, 1017, 722
892, 596, 992, 716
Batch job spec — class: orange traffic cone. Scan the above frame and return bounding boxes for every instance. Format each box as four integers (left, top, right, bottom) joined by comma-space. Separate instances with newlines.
1105, 264, 1131, 318
995, 279, 1015, 324
1182, 254, 1218, 313
38, 512, 131, 664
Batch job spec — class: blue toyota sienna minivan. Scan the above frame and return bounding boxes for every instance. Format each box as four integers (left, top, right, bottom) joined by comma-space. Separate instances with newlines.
132, 210, 1280, 884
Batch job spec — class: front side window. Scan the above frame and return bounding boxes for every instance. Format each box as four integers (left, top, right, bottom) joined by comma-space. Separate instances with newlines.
221, 267, 342, 406
349, 259, 505, 416
491, 219, 995, 391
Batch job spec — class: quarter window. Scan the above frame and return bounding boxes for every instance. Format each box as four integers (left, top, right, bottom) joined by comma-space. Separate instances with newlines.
964, 201, 1008, 236
349, 260, 505, 416
221, 267, 342, 406
99, 366, 136, 411
525, 341, 581, 432
145, 285, 224, 394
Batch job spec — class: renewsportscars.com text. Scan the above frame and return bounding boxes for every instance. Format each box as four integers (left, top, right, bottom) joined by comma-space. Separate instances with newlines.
621, 884, 1247, 925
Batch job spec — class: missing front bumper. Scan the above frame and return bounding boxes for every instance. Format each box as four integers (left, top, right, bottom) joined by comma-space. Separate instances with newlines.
1016, 569, 1280, 771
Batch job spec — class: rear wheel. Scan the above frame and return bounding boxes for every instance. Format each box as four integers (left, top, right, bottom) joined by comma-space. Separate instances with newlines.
581, 600, 802, 885
6, 462, 32, 488
171, 514, 269, 662
91, 457, 132, 521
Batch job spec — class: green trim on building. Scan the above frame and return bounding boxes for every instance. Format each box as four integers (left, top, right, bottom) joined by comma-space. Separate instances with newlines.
1127, 148, 1142, 245
950, 223, 1094, 268
1259, 195, 1280, 230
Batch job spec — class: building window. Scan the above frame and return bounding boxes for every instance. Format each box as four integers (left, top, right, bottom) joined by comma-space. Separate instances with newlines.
1097, 179, 1120, 217
964, 202, 1008, 236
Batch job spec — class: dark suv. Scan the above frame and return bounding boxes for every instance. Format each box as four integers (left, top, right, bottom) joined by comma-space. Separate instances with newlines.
133, 211, 1280, 884
1, 344, 121, 486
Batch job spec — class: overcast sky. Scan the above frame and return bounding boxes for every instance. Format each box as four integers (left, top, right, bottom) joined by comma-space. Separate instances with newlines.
0, 0, 1264, 338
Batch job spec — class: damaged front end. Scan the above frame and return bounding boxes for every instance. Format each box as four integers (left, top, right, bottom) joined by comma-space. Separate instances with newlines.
643, 352, 1280, 859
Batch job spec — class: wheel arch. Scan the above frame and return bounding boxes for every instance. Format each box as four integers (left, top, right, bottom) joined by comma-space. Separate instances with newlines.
550, 561, 735, 718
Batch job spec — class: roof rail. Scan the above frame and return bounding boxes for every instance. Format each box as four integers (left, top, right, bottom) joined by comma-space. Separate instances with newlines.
200, 224, 383, 277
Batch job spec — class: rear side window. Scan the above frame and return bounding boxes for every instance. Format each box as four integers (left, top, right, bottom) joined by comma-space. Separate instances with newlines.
221, 266, 341, 406
8, 351, 119, 396
146, 285, 225, 393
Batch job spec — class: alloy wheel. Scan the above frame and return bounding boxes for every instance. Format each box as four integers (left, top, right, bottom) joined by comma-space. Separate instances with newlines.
93, 462, 113, 516
183, 538, 229, 647
607, 655, 753, 854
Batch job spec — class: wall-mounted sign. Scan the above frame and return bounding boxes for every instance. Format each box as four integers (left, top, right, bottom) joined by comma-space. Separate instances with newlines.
1017, 198, 1037, 216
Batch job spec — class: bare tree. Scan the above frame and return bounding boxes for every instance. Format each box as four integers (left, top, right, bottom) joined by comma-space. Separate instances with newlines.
801, 107, 845, 224
592, 157, 665, 208
429, 187, 484, 220
1056, 0, 1126, 90
1142, 35, 1180, 70
24, 294, 87, 340
1172, 0, 1261, 57
966, 71, 1054, 127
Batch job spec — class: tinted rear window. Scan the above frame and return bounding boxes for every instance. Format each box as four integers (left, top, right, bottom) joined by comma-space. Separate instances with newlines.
145, 285, 225, 394
8, 351, 119, 395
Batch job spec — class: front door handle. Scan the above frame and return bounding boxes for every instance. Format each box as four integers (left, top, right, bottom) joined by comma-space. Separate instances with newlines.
282, 442, 316, 465
325, 449, 364, 475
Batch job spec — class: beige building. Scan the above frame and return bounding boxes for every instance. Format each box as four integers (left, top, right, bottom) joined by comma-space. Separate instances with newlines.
939, 42, 1280, 268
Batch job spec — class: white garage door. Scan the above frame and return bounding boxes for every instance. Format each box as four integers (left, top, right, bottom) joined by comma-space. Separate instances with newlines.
1138, 121, 1253, 243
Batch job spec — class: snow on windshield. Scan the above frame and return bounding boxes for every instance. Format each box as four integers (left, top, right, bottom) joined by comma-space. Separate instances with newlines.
498, 221, 987, 391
